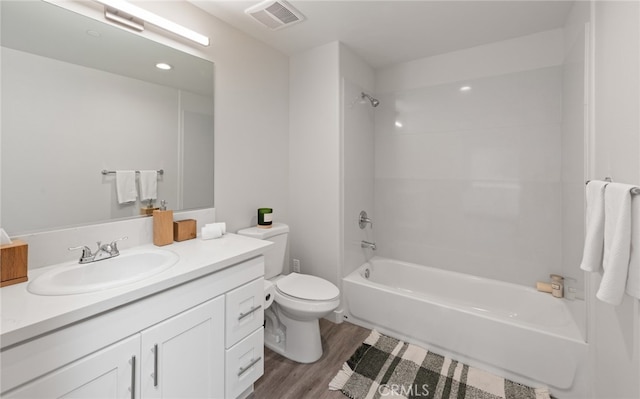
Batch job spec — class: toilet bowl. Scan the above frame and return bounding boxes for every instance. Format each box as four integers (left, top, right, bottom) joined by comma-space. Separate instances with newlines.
238, 223, 340, 363
270, 273, 340, 363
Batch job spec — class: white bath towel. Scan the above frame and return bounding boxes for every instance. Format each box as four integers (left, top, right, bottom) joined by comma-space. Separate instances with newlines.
139, 170, 158, 201
580, 180, 608, 272
115, 170, 137, 204
597, 183, 635, 305
624, 190, 640, 300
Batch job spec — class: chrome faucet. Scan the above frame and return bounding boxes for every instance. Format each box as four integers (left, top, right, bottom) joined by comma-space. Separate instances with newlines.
361, 240, 377, 250
69, 236, 128, 264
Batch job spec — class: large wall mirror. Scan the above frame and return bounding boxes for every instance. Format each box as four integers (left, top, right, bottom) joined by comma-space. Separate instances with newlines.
1, 1, 215, 235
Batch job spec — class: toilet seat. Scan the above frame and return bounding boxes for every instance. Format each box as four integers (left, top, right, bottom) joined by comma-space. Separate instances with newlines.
276, 273, 339, 301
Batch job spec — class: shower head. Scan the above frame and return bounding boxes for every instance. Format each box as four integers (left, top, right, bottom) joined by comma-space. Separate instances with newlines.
361, 92, 380, 107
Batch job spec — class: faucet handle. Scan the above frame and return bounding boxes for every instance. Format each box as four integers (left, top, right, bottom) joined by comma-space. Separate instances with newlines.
68, 245, 93, 260
110, 236, 128, 254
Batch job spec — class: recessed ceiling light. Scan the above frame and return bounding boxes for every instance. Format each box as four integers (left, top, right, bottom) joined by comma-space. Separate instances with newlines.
459, 86, 472, 92
86, 30, 101, 37
395, 121, 403, 128
155, 62, 172, 70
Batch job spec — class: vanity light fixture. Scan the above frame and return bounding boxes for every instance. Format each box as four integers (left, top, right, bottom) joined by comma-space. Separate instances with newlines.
104, 6, 143, 31
94, 0, 210, 46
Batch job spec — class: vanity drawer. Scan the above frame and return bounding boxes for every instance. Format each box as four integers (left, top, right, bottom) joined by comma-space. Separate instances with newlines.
225, 327, 264, 399
225, 277, 264, 348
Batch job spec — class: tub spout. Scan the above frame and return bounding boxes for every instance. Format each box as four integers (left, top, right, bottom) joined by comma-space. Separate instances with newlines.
361, 240, 376, 250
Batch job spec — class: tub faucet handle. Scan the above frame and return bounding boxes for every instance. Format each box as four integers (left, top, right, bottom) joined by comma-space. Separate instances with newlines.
359, 210, 373, 229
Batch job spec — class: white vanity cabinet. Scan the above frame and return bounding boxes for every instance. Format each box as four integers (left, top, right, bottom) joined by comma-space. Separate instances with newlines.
4, 335, 140, 399
1, 255, 265, 399
6, 297, 226, 399
140, 296, 225, 399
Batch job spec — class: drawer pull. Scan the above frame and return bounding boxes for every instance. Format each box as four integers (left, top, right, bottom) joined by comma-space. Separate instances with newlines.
130, 355, 136, 399
237, 356, 262, 377
238, 305, 262, 321
152, 344, 159, 387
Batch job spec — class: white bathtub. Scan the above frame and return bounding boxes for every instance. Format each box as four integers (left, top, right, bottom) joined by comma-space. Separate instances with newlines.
343, 257, 588, 395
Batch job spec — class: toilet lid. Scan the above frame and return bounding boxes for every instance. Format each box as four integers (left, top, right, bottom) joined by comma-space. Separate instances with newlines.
276, 274, 340, 301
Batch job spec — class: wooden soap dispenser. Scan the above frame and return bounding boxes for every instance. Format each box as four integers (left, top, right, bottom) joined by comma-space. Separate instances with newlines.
153, 200, 173, 246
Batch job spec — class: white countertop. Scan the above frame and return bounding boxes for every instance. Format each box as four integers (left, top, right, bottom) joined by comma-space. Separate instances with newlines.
1, 233, 272, 348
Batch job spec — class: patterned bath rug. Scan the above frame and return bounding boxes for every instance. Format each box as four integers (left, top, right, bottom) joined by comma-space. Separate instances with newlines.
329, 330, 550, 399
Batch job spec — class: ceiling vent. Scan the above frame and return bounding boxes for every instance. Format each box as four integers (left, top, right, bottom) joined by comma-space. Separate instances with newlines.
245, 0, 305, 31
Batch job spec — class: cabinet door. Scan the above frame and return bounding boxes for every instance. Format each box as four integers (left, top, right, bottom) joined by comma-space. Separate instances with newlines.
4, 335, 139, 399
141, 296, 225, 399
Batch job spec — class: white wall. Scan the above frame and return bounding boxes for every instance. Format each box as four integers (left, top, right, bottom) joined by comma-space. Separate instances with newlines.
589, 1, 640, 398
373, 30, 568, 286
376, 29, 564, 94
289, 42, 341, 285
561, 1, 591, 345
101, 0, 291, 234
288, 41, 376, 295
340, 44, 375, 279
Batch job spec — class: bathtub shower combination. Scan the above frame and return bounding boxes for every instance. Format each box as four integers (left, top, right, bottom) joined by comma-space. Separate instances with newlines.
343, 257, 588, 395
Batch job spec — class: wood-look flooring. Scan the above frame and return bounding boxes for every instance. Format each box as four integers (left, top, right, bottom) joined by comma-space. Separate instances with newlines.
250, 319, 371, 399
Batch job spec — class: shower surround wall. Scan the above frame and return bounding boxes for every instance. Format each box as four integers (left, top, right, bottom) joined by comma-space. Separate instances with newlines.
374, 29, 568, 287
375, 30, 563, 286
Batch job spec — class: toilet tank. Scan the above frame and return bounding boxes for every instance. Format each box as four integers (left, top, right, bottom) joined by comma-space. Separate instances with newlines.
237, 223, 289, 279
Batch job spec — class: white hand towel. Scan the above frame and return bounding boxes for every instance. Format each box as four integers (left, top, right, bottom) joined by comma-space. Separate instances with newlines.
580, 180, 608, 272
116, 170, 137, 204
201, 224, 223, 240
624, 190, 640, 300
597, 183, 634, 305
205, 222, 226, 235
139, 170, 158, 201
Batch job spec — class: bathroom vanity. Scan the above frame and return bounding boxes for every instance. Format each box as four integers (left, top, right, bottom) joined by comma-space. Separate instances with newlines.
0, 234, 271, 399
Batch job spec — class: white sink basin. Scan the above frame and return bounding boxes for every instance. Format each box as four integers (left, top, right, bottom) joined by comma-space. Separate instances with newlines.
28, 249, 180, 296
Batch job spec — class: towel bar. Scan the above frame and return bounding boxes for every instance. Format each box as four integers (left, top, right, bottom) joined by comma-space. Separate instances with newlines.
101, 169, 164, 175
585, 178, 639, 195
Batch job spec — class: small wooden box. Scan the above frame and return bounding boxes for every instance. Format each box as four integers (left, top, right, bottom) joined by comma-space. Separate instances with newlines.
1, 239, 28, 287
140, 207, 159, 216
174, 219, 197, 242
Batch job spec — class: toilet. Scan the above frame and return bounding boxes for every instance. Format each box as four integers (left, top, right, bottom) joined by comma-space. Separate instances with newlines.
237, 223, 340, 363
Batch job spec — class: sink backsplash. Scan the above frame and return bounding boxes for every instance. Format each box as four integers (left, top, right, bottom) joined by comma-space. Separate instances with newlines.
11, 208, 215, 270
